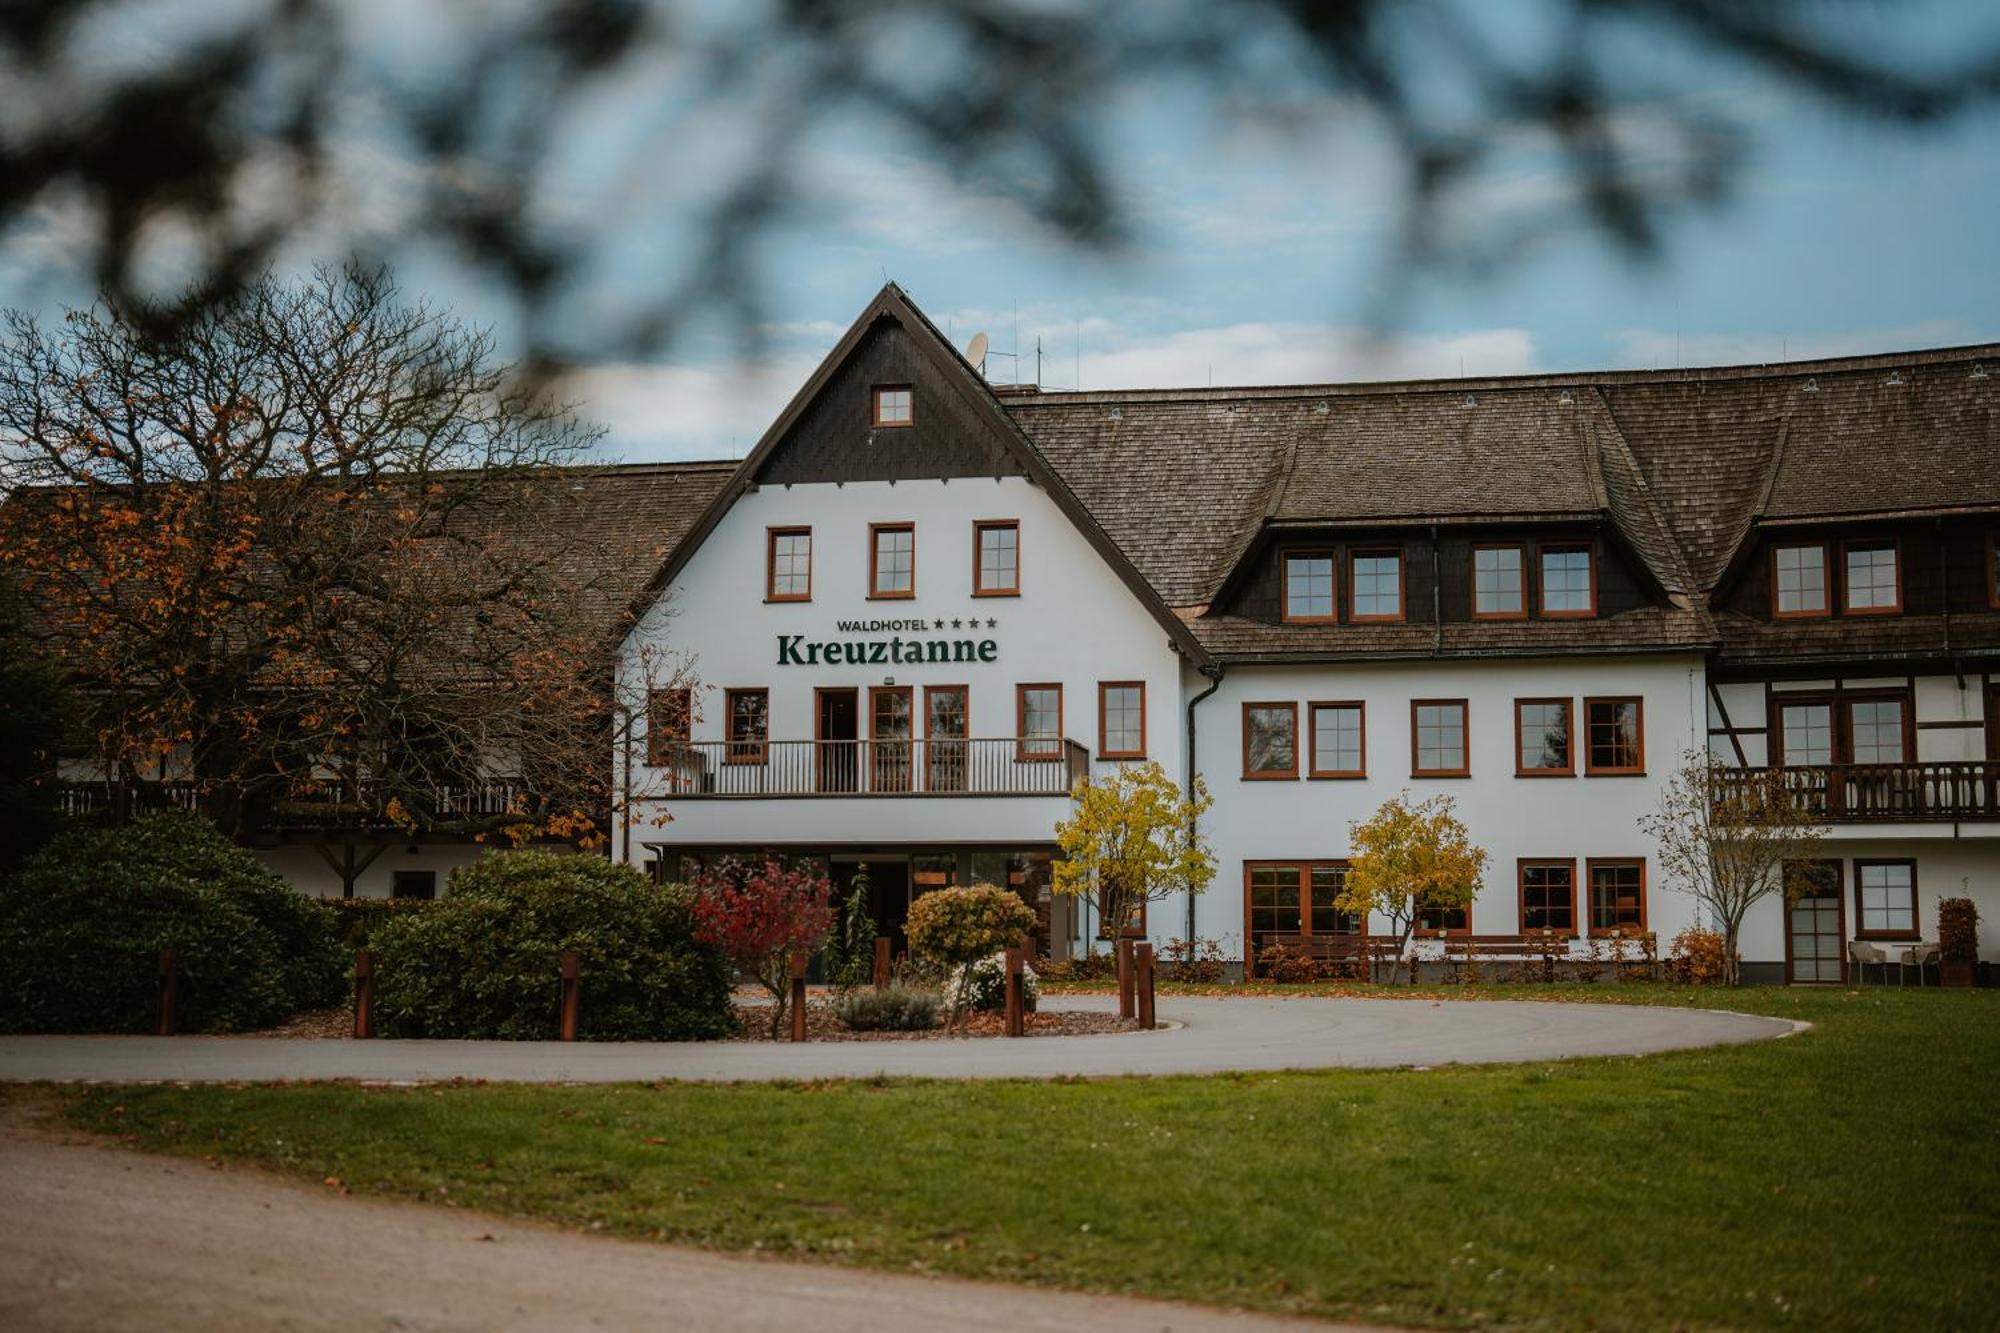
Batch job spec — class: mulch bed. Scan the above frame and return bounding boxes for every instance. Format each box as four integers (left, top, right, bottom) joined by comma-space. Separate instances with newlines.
733, 1000, 1144, 1042
230, 1008, 354, 1039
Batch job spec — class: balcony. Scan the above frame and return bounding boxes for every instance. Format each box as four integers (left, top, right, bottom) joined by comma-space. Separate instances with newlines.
653, 737, 1090, 798
55, 778, 535, 832
1717, 763, 2000, 823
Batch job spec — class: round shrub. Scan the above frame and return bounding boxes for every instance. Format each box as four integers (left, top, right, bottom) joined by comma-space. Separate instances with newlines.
834, 985, 940, 1032
0, 811, 340, 1033
906, 885, 1038, 968
370, 850, 734, 1040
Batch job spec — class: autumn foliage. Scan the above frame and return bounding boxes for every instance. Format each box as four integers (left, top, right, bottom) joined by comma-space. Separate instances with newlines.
1337, 793, 1489, 982
1052, 760, 1214, 945
686, 857, 835, 1037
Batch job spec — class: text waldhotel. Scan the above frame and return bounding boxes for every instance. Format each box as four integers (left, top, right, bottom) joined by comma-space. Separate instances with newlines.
774, 614, 1003, 666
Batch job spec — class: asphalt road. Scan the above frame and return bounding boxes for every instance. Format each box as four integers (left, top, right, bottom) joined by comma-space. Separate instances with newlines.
0, 994, 1800, 1084
0, 1106, 1356, 1333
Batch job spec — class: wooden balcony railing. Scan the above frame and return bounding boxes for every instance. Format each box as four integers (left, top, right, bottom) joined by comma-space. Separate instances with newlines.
1717, 762, 2000, 823
652, 737, 1091, 798
54, 778, 533, 830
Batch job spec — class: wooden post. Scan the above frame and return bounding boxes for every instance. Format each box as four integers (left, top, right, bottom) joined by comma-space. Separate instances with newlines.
789, 952, 809, 1042
1115, 937, 1135, 1020
1003, 947, 1025, 1037
353, 950, 377, 1039
155, 947, 178, 1036
558, 950, 581, 1042
1136, 942, 1156, 1030
873, 936, 892, 990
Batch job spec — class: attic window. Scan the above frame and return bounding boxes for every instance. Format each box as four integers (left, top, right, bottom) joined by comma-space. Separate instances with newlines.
872, 385, 913, 427
1772, 543, 1829, 618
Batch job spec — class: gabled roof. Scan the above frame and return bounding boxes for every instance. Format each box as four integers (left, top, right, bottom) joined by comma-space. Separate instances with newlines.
626, 283, 1216, 667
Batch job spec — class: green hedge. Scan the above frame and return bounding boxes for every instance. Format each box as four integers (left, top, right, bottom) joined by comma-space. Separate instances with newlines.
328, 896, 433, 953
0, 811, 346, 1033
370, 851, 735, 1041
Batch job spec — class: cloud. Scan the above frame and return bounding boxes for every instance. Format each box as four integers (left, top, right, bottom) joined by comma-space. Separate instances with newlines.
1611, 320, 1974, 370
559, 351, 824, 462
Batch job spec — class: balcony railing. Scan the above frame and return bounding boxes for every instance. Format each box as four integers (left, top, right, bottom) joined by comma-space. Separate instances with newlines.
653, 737, 1090, 798
1717, 763, 2000, 823
54, 778, 534, 830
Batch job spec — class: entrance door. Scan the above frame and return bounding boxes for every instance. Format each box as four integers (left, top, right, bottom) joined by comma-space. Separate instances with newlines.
870, 687, 913, 792
816, 688, 858, 793
1783, 860, 1846, 984
925, 685, 968, 792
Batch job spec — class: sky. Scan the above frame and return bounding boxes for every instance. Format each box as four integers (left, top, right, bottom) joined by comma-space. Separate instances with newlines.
7, 0, 2000, 464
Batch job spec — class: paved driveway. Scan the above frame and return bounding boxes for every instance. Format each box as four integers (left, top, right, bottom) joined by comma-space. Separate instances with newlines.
0, 994, 1799, 1084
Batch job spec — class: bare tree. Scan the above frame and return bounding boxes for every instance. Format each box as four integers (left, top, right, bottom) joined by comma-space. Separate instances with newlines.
5, 2, 1998, 366
1639, 748, 1829, 985
0, 265, 661, 846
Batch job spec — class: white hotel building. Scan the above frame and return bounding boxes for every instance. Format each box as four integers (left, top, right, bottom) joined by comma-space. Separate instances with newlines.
606, 285, 2000, 984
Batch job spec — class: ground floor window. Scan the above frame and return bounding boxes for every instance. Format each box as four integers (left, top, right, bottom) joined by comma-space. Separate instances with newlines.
1854, 859, 1917, 939
1246, 861, 1358, 969
1519, 859, 1577, 935
1586, 859, 1645, 934
391, 869, 437, 900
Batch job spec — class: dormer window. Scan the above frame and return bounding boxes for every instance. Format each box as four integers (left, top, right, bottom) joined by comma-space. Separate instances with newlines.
1282, 551, 1336, 622
1772, 542, 1829, 618
1540, 546, 1595, 617
1842, 541, 1900, 614
1350, 549, 1403, 622
872, 385, 913, 427
1472, 544, 1526, 619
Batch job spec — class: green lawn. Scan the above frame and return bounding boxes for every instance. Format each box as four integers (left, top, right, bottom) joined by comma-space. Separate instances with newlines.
58, 986, 1999, 1331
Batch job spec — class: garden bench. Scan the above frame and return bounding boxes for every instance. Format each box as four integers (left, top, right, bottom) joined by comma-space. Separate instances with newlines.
1261, 934, 1402, 981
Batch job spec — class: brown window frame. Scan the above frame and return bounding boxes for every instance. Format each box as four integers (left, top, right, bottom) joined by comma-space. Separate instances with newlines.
1242, 701, 1300, 780
1839, 538, 1902, 616
1016, 683, 1063, 762
1782, 859, 1847, 985
1852, 857, 1919, 942
1537, 543, 1597, 618
1097, 681, 1147, 760
1415, 902, 1472, 937
922, 683, 970, 791
1768, 688, 1914, 765
723, 688, 769, 765
1244, 860, 1365, 975
1410, 698, 1470, 778
1307, 700, 1366, 779
1470, 543, 1528, 621
870, 384, 913, 428
1513, 697, 1574, 777
1582, 696, 1646, 776
1518, 857, 1579, 938
765, 525, 812, 603
973, 519, 1021, 597
1585, 857, 1647, 936
1348, 547, 1406, 624
1769, 540, 1830, 620
868, 522, 916, 600
645, 688, 693, 767
1280, 548, 1339, 624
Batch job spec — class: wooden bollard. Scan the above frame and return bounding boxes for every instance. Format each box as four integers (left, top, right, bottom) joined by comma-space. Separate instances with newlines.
156, 947, 178, 1036
789, 953, 809, 1042
873, 936, 892, 990
558, 950, 581, 1042
353, 950, 377, 1039
1003, 947, 1025, 1037
1115, 938, 1135, 1020
1136, 942, 1156, 1030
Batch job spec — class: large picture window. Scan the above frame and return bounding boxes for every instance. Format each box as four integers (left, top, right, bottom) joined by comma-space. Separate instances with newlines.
1587, 859, 1645, 934
1350, 549, 1403, 621
1583, 697, 1644, 775
1519, 859, 1577, 935
1246, 861, 1360, 972
766, 526, 812, 602
869, 522, 915, 598
1309, 702, 1365, 778
974, 520, 1019, 596
724, 688, 768, 765
1411, 700, 1468, 776
1282, 551, 1336, 622
1854, 860, 1917, 939
1540, 546, 1595, 616
1472, 544, 1526, 619
1243, 702, 1299, 779
1017, 684, 1063, 761
1514, 698, 1572, 775
1842, 541, 1900, 613
1098, 682, 1146, 759
1772, 542, 1828, 618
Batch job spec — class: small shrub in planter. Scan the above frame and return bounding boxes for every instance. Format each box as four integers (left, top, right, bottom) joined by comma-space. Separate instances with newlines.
1666, 927, 1729, 986
946, 951, 1039, 1012
1937, 896, 1979, 987
834, 985, 941, 1032
0, 811, 342, 1033
370, 851, 734, 1040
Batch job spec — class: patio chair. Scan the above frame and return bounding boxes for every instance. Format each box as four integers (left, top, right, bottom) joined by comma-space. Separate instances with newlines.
1900, 942, 1940, 987
1848, 940, 1890, 986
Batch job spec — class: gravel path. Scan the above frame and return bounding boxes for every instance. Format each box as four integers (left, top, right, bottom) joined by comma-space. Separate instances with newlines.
0, 995, 1800, 1084
0, 1106, 1355, 1333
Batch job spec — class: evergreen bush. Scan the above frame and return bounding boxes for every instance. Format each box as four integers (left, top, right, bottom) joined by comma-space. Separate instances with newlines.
834, 985, 940, 1032
370, 850, 734, 1040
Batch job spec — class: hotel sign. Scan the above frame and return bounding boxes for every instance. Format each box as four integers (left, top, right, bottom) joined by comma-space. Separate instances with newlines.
777, 615, 1000, 666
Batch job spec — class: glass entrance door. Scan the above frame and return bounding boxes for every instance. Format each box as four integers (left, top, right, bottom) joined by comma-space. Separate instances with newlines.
1784, 860, 1845, 984
925, 685, 968, 791
816, 688, 858, 793
870, 687, 913, 792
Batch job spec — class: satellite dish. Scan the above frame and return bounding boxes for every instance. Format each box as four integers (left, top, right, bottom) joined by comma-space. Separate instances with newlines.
966, 331, 989, 375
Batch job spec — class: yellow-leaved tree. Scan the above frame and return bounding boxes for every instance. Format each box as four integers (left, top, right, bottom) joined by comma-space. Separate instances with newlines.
1337, 793, 1489, 983
1053, 762, 1214, 952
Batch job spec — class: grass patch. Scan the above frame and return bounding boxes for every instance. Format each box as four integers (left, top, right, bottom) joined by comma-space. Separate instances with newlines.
59, 986, 1998, 1330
